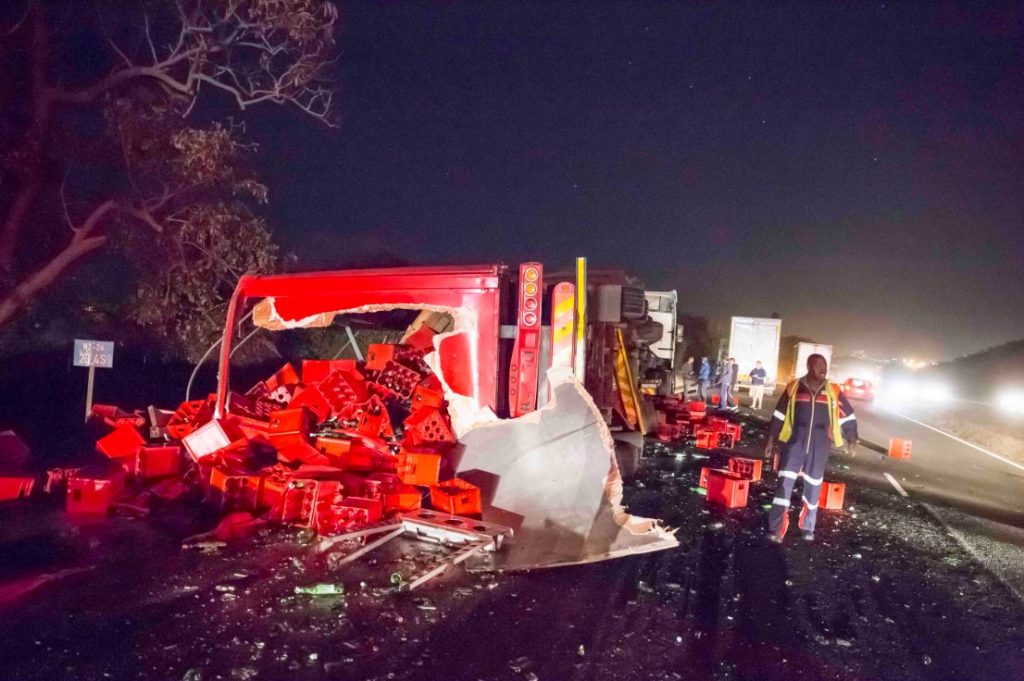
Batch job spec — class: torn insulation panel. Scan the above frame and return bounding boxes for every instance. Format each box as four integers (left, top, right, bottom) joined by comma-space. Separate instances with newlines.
456, 368, 678, 570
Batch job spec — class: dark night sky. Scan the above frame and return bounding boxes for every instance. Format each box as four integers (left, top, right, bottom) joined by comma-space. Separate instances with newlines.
243, 1, 1024, 360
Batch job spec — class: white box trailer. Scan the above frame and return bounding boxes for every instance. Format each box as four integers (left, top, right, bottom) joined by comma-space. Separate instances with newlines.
793, 342, 834, 380
728, 317, 782, 394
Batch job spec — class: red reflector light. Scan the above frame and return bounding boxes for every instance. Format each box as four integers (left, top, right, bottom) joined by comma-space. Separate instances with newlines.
524, 298, 538, 311
523, 312, 537, 326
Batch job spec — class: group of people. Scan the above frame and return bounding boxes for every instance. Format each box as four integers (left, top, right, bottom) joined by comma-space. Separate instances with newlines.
681, 357, 768, 410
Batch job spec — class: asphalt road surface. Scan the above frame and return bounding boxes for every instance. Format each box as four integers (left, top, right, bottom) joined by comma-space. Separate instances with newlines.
844, 399, 1024, 527
3, 400, 1024, 681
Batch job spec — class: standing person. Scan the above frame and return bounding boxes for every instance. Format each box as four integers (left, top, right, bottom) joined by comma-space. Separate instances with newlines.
749, 360, 767, 410
682, 356, 696, 398
698, 357, 711, 402
717, 358, 734, 411
764, 354, 858, 542
728, 357, 739, 411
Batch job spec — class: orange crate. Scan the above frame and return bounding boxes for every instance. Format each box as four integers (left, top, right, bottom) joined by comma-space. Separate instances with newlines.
819, 482, 846, 510
430, 478, 482, 515
888, 438, 912, 459
397, 448, 442, 486
383, 483, 422, 513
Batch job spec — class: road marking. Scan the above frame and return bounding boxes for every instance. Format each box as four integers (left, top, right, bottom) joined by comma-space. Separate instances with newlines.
922, 502, 1024, 603
883, 472, 908, 497
885, 410, 1024, 474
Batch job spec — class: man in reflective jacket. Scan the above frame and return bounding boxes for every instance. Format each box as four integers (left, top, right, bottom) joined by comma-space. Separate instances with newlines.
764, 354, 858, 542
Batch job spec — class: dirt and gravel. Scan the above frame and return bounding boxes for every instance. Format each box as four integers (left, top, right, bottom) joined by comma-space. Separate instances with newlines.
2, 419, 1023, 681
919, 408, 1024, 466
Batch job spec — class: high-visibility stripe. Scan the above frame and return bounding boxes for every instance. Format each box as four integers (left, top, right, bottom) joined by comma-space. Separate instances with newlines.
773, 410, 786, 421
772, 496, 791, 507
573, 257, 587, 382
801, 473, 823, 486
778, 470, 799, 480
549, 282, 576, 379
801, 496, 818, 510
839, 414, 857, 425
613, 328, 645, 433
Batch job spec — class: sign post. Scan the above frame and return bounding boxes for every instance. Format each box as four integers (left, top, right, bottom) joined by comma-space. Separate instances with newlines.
74, 339, 114, 422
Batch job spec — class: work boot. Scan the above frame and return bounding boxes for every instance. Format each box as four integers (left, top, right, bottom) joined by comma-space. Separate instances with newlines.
802, 531, 815, 542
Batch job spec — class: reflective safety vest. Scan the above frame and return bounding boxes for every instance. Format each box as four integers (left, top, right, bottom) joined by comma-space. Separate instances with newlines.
778, 379, 845, 447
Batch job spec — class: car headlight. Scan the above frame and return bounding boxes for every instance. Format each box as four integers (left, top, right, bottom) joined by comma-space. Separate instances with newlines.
923, 382, 955, 404
996, 389, 1024, 416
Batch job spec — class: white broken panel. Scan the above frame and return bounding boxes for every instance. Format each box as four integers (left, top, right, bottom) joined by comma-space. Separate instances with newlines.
455, 369, 677, 570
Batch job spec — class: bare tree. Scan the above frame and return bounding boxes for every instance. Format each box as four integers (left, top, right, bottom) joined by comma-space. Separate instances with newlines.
0, 0, 338, 328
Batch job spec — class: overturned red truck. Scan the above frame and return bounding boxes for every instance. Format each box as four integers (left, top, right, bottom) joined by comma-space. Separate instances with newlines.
80, 262, 678, 570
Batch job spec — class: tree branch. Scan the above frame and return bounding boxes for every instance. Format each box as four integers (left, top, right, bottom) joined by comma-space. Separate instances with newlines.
0, 199, 118, 327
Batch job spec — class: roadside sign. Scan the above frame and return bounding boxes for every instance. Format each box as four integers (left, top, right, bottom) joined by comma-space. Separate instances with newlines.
74, 339, 114, 368
74, 339, 114, 421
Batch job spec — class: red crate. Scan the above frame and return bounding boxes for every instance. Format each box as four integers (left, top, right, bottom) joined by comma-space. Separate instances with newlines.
376, 361, 423, 400
366, 344, 397, 371
314, 495, 384, 535
410, 384, 445, 411
268, 407, 312, 450
319, 370, 366, 413
695, 428, 715, 450
728, 456, 762, 482
397, 448, 442, 486
67, 469, 126, 515
709, 417, 729, 432
698, 466, 729, 488
403, 407, 455, 446
430, 478, 482, 516
0, 476, 35, 502
258, 470, 289, 510
819, 482, 846, 510
315, 436, 352, 459
288, 385, 332, 424
383, 483, 422, 513
657, 423, 686, 443
278, 442, 331, 466
137, 445, 181, 479
705, 470, 749, 508
166, 399, 213, 440
208, 467, 263, 512
264, 363, 300, 391
335, 441, 385, 471
301, 359, 357, 384
280, 479, 339, 526
96, 423, 145, 461
356, 396, 395, 440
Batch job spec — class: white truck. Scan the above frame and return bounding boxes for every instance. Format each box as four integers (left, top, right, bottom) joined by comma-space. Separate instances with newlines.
643, 290, 681, 395
792, 341, 834, 380
728, 316, 782, 395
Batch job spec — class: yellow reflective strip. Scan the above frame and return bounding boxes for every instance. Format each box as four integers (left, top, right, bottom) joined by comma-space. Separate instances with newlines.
554, 296, 574, 316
